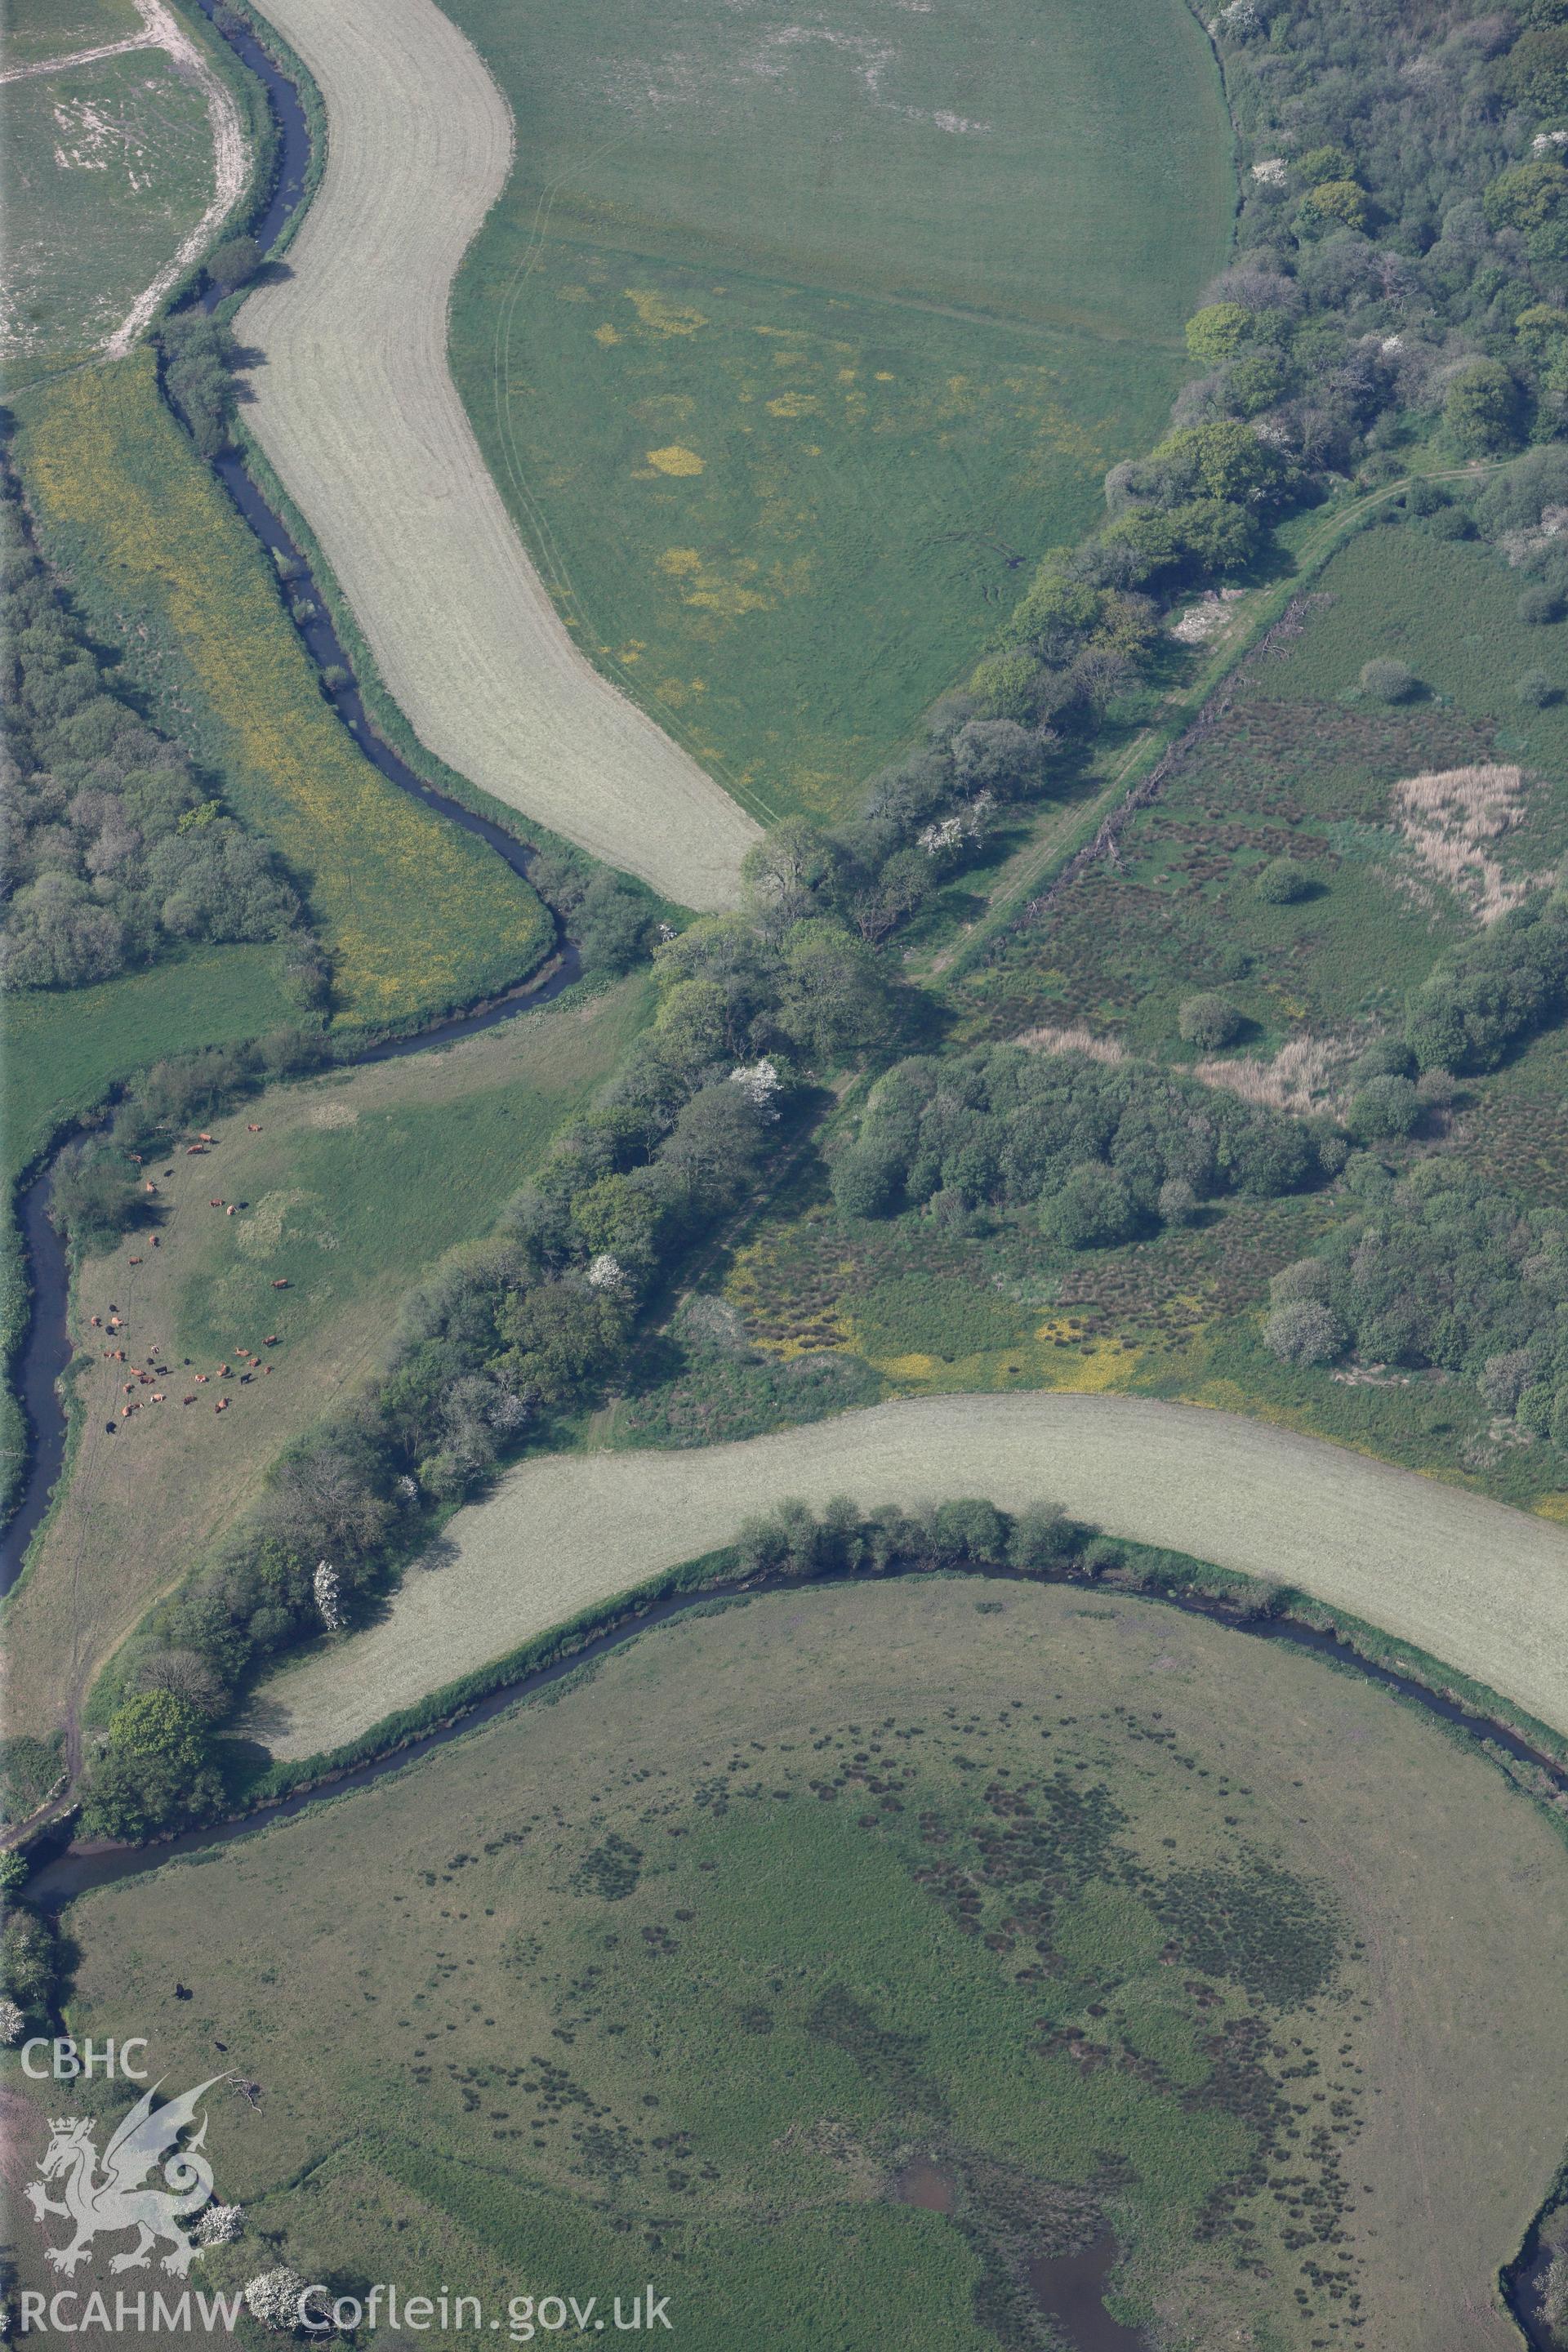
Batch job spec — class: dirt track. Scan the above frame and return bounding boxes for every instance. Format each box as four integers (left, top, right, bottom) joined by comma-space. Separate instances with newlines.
248, 1392, 1568, 1758
239, 0, 758, 909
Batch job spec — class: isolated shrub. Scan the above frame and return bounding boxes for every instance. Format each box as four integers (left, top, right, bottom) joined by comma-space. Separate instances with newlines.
1157, 1176, 1198, 1226
931, 1499, 1007, 1566
207, 234, 261, 293
1185, 302, 1251, 363
1358, 657, 1418, 703
1351, 1036, 1417, 1085
1263, 1299, 1344, 1365
1481, 1348, 1538, 1414
80, 1691, 224, 1842
1517, 668, 1557, 706
1042, 1162, 1137, 1250
1007, 1503, 1078, 1571
1344, 1074, 1422, 1140
1443, 359, 1521, 456
1404, 476, 1450, 517
243, 2271, 309, 2332
1270, 1258, 1332, 1305
1254, 855, 1315, 903
1518, 583, 1566, 624
1299, 179, 1367, 232
51, 1141, 139, 1248
1178, 991, 1243, 1049
831, 1145, 901, 1219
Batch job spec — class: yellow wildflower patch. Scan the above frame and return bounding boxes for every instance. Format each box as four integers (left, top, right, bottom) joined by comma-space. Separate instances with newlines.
593, 323, 621, 345
625, 288, 709, 335
765, 392, 820, 419
14, 356, 548, 1031
1535, 1493, 1568, 1523
646, 445, 706, 475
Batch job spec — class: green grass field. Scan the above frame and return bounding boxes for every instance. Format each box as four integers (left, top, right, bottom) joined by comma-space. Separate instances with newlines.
1, 0, 142, 64
0, 944, 295, 1525
9, 355, 551, 1034
1, 47, 217, 376
443, 0, 1232, 814
2, 980, 653, 1744
24, 1582, 1568, 2350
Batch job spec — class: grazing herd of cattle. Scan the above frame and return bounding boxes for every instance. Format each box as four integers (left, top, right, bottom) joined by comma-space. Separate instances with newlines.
96, 1125, 290, 1436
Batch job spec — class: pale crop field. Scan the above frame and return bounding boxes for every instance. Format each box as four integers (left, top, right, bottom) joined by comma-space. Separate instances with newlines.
251, 1392, 1568, 1759
239, 0, 760, 909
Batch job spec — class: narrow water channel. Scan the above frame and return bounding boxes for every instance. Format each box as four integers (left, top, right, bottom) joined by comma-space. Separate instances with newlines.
0, 5, 579, 1591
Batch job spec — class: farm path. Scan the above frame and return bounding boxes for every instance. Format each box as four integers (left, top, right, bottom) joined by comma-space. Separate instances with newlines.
249, 1391, 1568, 1760
2, 0, 248, 358
240, 0, 759, 909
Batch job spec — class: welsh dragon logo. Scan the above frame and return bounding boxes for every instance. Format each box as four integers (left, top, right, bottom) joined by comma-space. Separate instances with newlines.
25, 2077, 226, 2277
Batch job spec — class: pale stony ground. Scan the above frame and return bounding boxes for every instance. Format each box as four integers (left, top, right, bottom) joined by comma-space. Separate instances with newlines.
240, 0, 759, 908
249, 1391, 1568, 1757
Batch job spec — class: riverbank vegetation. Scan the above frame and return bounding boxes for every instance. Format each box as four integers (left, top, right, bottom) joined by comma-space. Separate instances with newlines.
1, 457, 314, 994
83, 863, 899, 1786
7, 353, 551, 1034
2, 982, 653, 1749
30, 1579, 1568, 2350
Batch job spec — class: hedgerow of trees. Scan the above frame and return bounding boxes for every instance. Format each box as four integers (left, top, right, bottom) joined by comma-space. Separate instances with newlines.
951, 0, 1568, 742
91, 863, 902, 1821
0, 464, 316, 995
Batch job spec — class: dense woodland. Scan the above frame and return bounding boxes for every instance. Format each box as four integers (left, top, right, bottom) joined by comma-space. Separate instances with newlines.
0, 466, 317, 996
831, 1044, 1334, 1233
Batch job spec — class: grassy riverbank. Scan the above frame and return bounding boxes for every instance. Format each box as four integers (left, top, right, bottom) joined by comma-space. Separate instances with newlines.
2, 978, 652, 1744
9, 353, 551, 1034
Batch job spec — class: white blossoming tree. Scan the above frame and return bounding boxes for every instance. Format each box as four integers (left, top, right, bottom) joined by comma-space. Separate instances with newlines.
243, 2268, 306, 2330
728, 1058, 782, 1119
0, 1996, 24, 2046
196, 2204, 244, 2247
313, 1559, 344, 1632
